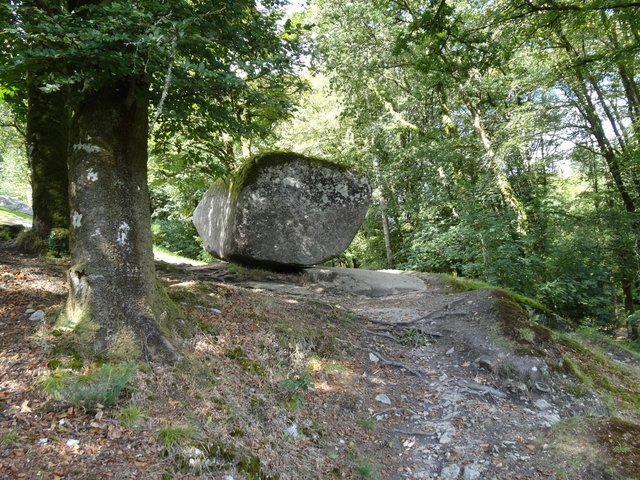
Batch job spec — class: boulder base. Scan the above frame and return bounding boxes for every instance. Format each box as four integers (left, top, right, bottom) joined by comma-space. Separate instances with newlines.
193, 152, 371, 267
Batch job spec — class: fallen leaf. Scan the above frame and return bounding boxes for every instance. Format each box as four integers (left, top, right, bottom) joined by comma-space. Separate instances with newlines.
20, 400, 31, 413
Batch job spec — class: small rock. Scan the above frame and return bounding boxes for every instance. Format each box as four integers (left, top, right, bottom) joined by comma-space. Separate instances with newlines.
541, 413, 561, 426
369, 352, 380, 363
535, 382, 551, 393
183, 446, 204, 458
286, 423, 300, 439
438, 424, 456, 444
446, 347, 455, 355
440, 463, 461, 480
25, 308, 35, 315
29, 310, 45, 322
375, 394, 391, 405
477, 357, 495, 372
463, 465, 481, 480
37, 438, 48, 445
534, 399, 552, 411
66, 438, 79, 448
224, 476, 234, 480
208, 308, 222, 314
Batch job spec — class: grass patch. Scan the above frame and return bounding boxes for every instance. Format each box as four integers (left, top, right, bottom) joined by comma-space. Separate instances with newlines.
0, 206, 32, 221
153, 245, 206, 265
545, 416, 640, 480
117, 404, 143, 427
357, 417, 376, 431
576, 326, 640, 361
348, 447, 377, 480
38, 362, 136, 412
157, 425, 194, 449
0, 429, 18, 445
559, 334, 640, 411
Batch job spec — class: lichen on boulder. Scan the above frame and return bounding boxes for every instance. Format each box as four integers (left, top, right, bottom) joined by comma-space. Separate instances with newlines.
193, 151, 371, 268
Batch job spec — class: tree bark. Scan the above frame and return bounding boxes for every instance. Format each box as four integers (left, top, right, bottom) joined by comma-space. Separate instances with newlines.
26, 83, 70, 242
66, 78, 180, 363
372, 155, 394, 267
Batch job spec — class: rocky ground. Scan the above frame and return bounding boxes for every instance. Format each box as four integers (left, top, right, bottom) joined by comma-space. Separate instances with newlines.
1, 241, 639, 479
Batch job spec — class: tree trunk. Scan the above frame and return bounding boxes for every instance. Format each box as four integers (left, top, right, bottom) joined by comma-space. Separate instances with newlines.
66, 78, 181, 363
26, 83, 70, 243
372, 155, 394, 267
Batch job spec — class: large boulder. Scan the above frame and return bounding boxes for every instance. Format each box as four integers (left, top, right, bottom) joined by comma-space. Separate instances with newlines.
193, 152, 371, 268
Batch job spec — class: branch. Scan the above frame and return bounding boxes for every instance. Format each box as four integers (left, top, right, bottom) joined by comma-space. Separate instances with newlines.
0, 122, 26, 139
150, 38, 177, 134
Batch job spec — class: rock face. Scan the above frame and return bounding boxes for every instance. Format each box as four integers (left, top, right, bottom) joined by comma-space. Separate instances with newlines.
193, 152, 371, 268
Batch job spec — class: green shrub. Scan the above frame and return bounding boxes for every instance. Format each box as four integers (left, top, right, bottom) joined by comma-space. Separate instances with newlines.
48, 228, 70, 257
117, 404, 143, 427
157, 425, 193, 449
280, 370, 314, 410
38, 362, 136, 412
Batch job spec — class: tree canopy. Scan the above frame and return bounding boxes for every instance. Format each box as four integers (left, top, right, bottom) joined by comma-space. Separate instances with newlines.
0, 0, 638, 346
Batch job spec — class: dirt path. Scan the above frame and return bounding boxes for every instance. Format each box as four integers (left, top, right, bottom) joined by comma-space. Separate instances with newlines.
1, 250, 638, 479
233, 266, 626, 480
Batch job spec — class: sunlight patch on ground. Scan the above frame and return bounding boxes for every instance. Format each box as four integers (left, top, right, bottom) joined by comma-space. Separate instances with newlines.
153, 247, 206, 266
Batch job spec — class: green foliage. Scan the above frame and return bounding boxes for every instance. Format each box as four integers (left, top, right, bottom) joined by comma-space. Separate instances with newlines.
157, 425, 194, 449
47, 228, 69, 257
0, 429, 18, 445
117, 405, 143, 427
279, 370, 314, 411
399, 328, 429, 348
151, 220, 202, 261
0, 224, 25, 240
296, 0, 640, 332
0, 107, 28, 201
224, 347, 266, 376
357, 417, 375, 431
38, 362, 136, 412
348, 446, 377, 480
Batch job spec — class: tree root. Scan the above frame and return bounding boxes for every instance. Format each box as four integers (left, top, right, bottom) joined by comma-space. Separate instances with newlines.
369, 349, 426, 380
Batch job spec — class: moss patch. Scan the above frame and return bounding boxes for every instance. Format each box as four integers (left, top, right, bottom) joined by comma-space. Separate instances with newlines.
107, 326, 143, 362
228, 151, 353, 199
439, 274, 548, 312
558, 335, 640, 413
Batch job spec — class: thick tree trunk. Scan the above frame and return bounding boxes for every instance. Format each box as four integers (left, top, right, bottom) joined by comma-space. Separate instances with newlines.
26, 83, 69, 242
66, 78, 180, 363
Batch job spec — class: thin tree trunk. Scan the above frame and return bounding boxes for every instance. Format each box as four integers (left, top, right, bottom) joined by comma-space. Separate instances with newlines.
372, 155, 394, 267
67, 78, 180, 363
26, 83, 70, 243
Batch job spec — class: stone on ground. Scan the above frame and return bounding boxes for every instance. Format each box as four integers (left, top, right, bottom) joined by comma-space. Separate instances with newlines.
193, 152, 371, 268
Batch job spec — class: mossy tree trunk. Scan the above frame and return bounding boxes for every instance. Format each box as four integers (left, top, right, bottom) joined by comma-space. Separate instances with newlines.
66, 78, 181, 363
26, 83, 70, 244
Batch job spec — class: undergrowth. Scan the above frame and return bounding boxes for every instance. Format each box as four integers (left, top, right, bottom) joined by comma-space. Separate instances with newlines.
38, 362, 137, 412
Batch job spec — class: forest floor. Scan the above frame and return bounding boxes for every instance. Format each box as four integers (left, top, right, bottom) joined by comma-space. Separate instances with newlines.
1, 239, 639, 480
